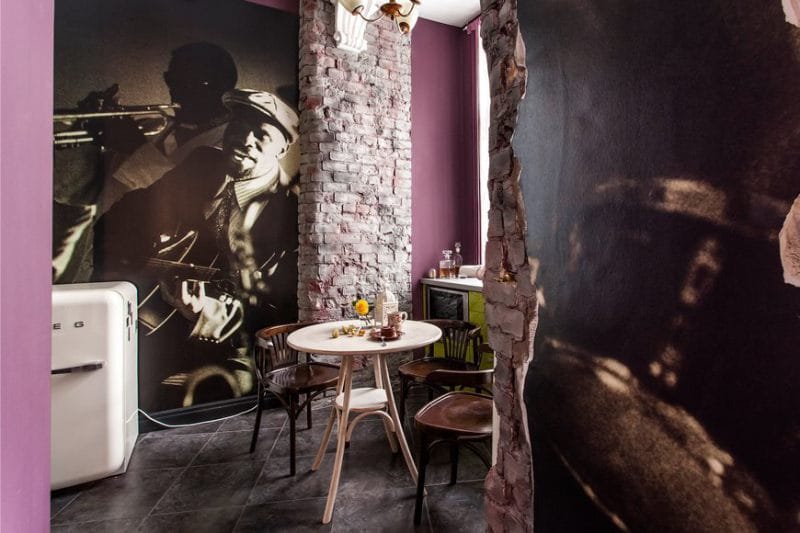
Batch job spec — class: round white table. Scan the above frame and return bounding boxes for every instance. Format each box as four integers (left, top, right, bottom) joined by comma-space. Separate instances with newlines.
287, 319, 442, 524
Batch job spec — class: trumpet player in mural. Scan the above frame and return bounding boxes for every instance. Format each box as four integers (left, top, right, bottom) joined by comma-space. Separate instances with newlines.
94, 89, 300, 408
52, 42, 238, 283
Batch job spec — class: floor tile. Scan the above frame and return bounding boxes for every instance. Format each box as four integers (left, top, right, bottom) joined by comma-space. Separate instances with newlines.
218, 409, 286, 433
50, 487, 82, 519
52, 468, 181, 524
420, 442, 491, 486
269, 419, 338, 460
154, 460, 265, 513
127, 432, 213, 470
48, 394, 486, 532
192, 428, 280, 466
51, 517, 142, 532
247, 454, 335, 505
141, 506, 243, 532
336, 449, 417, 496
330, 486, 431, 533
426, 481, 486, 533
235, 498, 332, 532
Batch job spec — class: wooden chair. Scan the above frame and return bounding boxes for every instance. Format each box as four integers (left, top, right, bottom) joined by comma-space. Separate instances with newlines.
250, 322, 339, 475
413, 367, 494, 524
397, 320, 483, 424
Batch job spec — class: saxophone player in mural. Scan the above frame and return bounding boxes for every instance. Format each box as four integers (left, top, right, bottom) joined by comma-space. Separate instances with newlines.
94, 89, 300, 408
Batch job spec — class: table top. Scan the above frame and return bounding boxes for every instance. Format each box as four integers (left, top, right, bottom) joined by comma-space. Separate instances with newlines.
287, 320, 442, 356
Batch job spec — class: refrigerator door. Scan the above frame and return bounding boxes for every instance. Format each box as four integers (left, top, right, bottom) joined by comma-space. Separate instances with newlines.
51, 281, 138, 490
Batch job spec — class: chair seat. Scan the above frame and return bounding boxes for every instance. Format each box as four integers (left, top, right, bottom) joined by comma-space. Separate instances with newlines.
335, 387, 387, 412
414, 392, 493, 437
265, 362, 339, 394
398, 358, 473, 381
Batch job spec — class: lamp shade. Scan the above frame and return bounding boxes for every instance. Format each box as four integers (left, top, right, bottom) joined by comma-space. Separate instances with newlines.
395, 0, 420, 33
339, 0, 365, 14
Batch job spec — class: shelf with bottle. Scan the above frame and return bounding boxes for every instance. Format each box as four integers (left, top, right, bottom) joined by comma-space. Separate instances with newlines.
439, 249, 454, 279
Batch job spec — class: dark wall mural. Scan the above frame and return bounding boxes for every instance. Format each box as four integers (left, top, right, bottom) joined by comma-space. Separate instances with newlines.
517, 0, 800, 531
53, 0, 300, 412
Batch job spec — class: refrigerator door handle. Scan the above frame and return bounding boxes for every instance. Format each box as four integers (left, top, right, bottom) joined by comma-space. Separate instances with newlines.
51, 361, 104, 375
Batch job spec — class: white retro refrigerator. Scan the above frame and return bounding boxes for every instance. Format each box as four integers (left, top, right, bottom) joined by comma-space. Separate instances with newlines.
51, 281, 139, 490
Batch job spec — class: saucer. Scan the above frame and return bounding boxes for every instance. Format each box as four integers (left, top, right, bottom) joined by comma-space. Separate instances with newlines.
369, 330, 404, 342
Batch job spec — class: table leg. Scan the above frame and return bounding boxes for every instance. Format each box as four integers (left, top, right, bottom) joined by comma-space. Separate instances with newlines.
378, 353, 418, 483
312, 355, 348, 471
373, 355, 399, 453
322, 355, 353, 524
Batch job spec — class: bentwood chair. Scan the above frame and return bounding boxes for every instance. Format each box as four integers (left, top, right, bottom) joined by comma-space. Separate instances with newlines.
397, 320, 483, 424
413, 367, 494, 524
250, 323, 339, 475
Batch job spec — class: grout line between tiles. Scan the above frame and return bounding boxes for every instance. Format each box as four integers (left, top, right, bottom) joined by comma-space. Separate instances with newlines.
49, 492, 81, 522
231, 412, 289, 532
137, 430, 215, 526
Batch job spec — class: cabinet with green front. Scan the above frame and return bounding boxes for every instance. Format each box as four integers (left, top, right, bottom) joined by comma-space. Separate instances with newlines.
420, 278, 492, 369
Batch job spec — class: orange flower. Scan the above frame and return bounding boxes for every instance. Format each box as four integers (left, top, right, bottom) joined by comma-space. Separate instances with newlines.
354, 299, 370, 316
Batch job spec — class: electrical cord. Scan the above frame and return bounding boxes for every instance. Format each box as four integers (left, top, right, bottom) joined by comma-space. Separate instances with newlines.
125, 404, 258, 428
125, 399, 333, 429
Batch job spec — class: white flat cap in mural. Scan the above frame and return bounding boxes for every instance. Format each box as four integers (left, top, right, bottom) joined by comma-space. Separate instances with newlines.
222, 89, 299, 144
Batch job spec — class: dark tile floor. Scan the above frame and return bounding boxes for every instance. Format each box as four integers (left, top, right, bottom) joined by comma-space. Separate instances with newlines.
50, 391, 488, 532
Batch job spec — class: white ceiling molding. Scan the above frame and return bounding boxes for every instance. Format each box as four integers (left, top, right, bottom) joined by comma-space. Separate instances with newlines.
418, 0, 480, 28
333, 0, 377, 53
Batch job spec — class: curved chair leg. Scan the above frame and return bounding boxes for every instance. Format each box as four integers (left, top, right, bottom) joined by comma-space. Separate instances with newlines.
399, 376, 408, 425
307, 393, 313, 429
289, 394, 297, 476
249, 385, 264, 453
414, 432, 429, 525
449, 442, 459, 485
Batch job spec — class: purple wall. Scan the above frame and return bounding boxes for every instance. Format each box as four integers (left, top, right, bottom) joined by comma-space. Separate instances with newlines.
411, 19, 477, 315
1, 0, 55, 530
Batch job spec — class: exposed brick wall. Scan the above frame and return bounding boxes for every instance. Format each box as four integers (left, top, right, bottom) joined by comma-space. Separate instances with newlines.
297, 0, 413, 324
480, 0, 536, 531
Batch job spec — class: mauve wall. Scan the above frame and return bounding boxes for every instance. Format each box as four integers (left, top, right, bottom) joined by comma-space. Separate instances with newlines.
411, 19, 476, 315
1, 0, 54, 530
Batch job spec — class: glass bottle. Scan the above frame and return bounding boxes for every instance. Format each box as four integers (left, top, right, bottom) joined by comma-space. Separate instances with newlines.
439, 250, 453, 279
452, 242, 463, 278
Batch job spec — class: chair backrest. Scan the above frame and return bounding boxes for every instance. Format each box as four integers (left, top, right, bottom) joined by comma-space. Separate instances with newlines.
478, 342, 494, 369
253, 322, 316, 377
423, 319, 482, 365
424, 368, 494, 395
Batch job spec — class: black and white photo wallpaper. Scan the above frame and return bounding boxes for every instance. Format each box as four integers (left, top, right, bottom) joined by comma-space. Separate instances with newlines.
53, 0, 300, 412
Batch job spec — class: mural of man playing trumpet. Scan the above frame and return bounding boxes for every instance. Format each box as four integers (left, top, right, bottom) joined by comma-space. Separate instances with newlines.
53, 42, 239, 283
94, 88, 300, 408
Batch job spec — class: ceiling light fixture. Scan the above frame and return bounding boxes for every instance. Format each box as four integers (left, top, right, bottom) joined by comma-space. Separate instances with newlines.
338, 0, 421, 34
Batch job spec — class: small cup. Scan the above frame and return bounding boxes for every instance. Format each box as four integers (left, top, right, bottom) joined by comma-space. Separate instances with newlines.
380, 325, 396, 338
387, 311, 407, 332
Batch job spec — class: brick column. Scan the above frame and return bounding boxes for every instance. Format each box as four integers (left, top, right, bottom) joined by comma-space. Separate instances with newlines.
480, 0, 537, 531
297, 0, 413, 323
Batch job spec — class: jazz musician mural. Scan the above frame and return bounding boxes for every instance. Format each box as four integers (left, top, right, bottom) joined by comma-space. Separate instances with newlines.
53, 0, 300, 411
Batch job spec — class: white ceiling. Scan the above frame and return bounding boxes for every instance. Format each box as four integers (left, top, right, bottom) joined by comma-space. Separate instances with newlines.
418, 0, 480, 28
